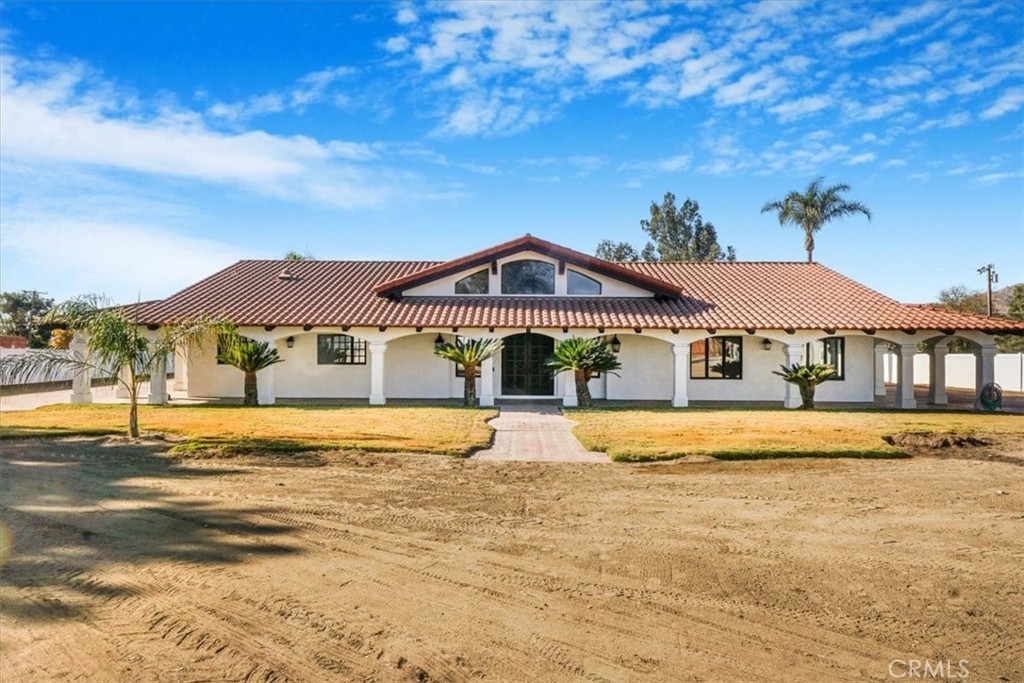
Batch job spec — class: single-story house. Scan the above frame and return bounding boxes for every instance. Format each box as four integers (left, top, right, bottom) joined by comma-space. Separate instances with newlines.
122, 235, 1023, 409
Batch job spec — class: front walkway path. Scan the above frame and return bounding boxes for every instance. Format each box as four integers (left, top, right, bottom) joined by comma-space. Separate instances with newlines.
473, 404, 609, 463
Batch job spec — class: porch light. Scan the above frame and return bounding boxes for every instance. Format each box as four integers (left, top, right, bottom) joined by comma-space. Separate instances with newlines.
762, 338, 772, 351
286, 336, 295, 348
610, 335, 621, 353
434, 333, 445, 348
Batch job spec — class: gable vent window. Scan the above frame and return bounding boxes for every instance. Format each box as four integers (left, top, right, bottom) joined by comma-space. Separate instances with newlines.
567, 270, 602, 295
501, 260, 555, 295
317, 334, 367, 365
455, 270, 489, 294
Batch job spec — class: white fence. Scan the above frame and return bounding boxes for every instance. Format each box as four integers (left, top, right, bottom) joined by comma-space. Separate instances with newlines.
883, 353, 1023, 392
0, 347, 174, 387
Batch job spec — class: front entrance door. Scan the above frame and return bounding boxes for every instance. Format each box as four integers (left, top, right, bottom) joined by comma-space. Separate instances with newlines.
501, 333, 555, 396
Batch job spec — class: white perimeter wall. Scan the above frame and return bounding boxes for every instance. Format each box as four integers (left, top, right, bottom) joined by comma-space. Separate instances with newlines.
883, 352, 1023, 392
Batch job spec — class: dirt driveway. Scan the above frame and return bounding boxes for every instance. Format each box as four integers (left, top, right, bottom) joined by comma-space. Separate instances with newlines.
2, 438, 1022, 682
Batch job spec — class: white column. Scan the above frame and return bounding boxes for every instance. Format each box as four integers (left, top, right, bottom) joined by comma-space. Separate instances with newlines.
480, 356, 495, 407
782, 343, 806, 409
896, 344, 917, 409
115, 364, 132, 399
369, 341, 387, 405
172, 346, 188, 392
671, 343, 689, 408
927, 346, 948, 405
873, 344, 887, 396
562, 369, 578, 407
257, 363, 276, 406
69, 335, 92, 404
147, 353, 167, 404
976, 344, 997, 391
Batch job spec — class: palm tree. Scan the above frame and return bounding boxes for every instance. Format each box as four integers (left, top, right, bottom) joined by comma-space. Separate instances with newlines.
216, 334, 284, 406
433, 337, 503, 406
761, 177, 872, 262
772, 363, 836, 409
0, 296, 220, 437
547, 336, 621, 408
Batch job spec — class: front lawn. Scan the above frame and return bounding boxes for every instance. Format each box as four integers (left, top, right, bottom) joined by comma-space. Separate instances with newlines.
0, 404, 498, 456
567, 408, 1023, 462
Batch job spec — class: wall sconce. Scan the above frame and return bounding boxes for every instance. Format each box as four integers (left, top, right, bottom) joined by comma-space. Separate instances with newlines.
434, 333, 445, 349
762, 338, 772, 351
610, 335, 621, 353
286, 336, 295, 348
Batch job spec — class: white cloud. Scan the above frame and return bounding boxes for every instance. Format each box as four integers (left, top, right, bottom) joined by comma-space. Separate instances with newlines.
385, 36, 411, 53
207, 65, 356, 121
974, 170, 1024, 184
713, 66, 787, 106
834, 2, 944, 49
980, 88, 1024, 120
883, 159, 907, 168
769, 94, 831, 122
846, 152, 876, 165
396, 4, 418, 25
917, 111, 970, 130
619, 154, 692, 174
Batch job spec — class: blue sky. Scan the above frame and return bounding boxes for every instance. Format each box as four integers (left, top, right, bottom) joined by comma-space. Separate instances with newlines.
1, 0, 1021, 305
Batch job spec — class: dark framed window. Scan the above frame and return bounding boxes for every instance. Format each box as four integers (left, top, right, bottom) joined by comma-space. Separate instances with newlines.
807, 337, 845, 380
455, 270, 489, 294
317, 334, 367, 365
454, 362, 466, 377
501, 260, 555, 294
690, 336, 742, 379
567, 270, 602, 295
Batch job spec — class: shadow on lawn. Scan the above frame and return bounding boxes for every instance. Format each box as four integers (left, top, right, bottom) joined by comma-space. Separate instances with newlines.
0, 437, 302, 624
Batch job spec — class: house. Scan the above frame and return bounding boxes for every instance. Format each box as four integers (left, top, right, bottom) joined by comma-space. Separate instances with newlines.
129, 235, 1023, 409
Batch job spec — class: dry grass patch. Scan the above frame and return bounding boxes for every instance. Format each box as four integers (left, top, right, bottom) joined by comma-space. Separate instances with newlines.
568, 408, 1023, 462
0, 404, 497, 456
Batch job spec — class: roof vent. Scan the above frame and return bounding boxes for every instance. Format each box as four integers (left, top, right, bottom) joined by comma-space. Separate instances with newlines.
277, 268, 296, 281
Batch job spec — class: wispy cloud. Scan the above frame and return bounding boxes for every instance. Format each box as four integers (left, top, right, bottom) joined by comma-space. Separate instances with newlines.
206, 66, 358, 123
769, 94, 832, 122
846, 152, 876, 165
834, 2, 944, 49
980, 88, 1024, 120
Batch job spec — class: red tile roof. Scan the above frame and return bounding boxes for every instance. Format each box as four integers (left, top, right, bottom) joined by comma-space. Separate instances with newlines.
138, 247, 1024, 334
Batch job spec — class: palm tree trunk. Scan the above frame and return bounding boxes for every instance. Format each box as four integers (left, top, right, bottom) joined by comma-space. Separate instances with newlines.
244, 371, 259, 406
805, 230, 815, 262
574, 368, 592, 407
128, 400, 140, 438
464, 365, 477, 406
799, 383, 816, 409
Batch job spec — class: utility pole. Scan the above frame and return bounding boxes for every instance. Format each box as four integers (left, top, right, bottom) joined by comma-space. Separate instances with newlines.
977, 264, 998, 316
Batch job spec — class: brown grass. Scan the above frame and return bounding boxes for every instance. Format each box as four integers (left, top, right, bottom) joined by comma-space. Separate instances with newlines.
0, 404, 497, 456
568, 407, 1024, 461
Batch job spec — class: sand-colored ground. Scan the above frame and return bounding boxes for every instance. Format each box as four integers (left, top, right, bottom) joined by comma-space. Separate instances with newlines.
1, 437, 1022, 682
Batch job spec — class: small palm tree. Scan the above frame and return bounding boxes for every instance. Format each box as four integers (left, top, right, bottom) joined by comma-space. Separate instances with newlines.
761, 177, 872, 262
433, 337, 503, 406
773, 363, 836, 409
547, 336, 621, 408
217, 334, 284, 406
0, 296, 219, 437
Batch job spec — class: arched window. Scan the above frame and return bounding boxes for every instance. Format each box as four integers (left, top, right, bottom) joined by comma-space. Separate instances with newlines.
567, 270, 602, 295
501, 260, 555, 294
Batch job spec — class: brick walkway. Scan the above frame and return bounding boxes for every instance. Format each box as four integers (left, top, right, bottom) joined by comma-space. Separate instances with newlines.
473, 404, 609, 463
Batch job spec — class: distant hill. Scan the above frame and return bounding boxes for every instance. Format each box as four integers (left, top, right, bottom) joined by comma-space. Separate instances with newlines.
993, 283, 1022, 315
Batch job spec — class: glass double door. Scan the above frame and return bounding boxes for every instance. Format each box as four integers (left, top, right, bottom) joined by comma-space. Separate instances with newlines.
501, 333, 554, 396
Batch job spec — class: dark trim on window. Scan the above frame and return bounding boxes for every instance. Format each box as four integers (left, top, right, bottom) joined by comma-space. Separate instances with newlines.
807, 337, 845, 380
454, 269, 489, 294
690, 336, 743, 379
317, 334, 367, 365
567, 269, 602, 295
501, 259, 556, 295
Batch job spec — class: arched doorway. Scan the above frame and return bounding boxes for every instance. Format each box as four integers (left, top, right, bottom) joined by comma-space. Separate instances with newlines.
501, 333, 555, 396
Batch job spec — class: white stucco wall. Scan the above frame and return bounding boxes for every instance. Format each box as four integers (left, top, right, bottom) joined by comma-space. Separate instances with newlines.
403, 251, 654, 298
274, 332, 372, 399
884, 352, 1024, 392
606, 335, 674, 400
809, 335, 875, 403
384, 333, 462, 398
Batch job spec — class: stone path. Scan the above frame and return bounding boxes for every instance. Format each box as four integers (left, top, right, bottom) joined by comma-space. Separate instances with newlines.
473, 404, 609, 463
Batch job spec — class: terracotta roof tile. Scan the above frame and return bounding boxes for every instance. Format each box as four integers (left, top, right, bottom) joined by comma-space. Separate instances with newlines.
139, 255, 1024, 334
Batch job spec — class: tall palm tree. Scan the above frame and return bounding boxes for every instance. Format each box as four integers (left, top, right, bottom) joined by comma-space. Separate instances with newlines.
433, 337, 503, 406
761, 177, 872, 262
772, 363, 836, 409
217, 335, 284, 406
547, 336, 621, 408
0, 296, 220, 437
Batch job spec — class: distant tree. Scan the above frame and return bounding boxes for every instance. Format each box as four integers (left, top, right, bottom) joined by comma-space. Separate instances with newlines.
761, 177, 871, 262
997, 284, 1024, 353
216, 333, 284, 406
595, 240, 641, 262
773, 363, 836, 409
49, 328, 74, 350
433, 337, 503, 406
595, 192, 736, 263
284, 250, 315, 260
935, 285, 988, 352
0, 290, 56, 347
547, 336, 622, 407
